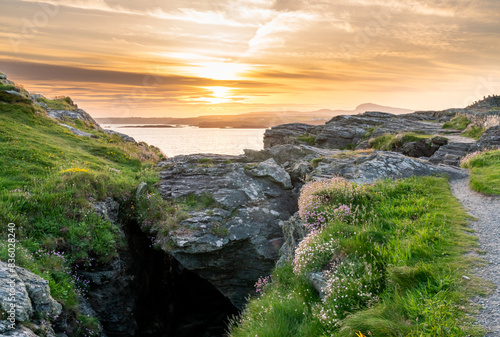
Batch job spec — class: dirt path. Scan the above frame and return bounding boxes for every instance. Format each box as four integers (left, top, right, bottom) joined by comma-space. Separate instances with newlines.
449, 178, 500, 336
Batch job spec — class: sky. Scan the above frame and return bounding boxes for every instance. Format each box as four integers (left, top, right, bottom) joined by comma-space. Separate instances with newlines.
1, 0, 500, 118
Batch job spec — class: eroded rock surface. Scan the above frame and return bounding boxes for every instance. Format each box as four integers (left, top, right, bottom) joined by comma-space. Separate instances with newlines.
158, 155, 297, 309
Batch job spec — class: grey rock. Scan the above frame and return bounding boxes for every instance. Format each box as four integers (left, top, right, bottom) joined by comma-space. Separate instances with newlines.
93, 197, 120, 224
0, 262, 61, 333
15, 268, 62, 319
312, 151, 467, 183
158, 156, 297, 309
246, 158, 292, 189
401, 140, 439, 158
0, 326, 39, 337
102, 129, 137, 143
477, 126, 500, 149
5, 90, 24, 98
264, 123, 320, 148
306, 272, 327, 299
59, 124, 97, 138
277, 213, 308, 266
0, 73, 6, 80
47, 109, 99, 128
136, 182, 148, 199
264, 110, 449, 151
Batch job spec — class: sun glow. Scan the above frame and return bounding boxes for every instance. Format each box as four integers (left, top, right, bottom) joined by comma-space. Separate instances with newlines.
189, 86, 233, 104
195, 62, 248, 80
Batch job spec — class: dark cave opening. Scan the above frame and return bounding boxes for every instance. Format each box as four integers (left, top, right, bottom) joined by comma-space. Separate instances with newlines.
126, 219, 240, 337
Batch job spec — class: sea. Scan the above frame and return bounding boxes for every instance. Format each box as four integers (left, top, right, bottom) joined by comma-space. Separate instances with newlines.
103, 125, 266, 157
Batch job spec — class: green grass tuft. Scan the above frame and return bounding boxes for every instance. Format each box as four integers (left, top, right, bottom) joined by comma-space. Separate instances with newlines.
297, 134, 316, 146
461, 149, 500, 195
461, 126, 486, 140
443, 115, 471, 131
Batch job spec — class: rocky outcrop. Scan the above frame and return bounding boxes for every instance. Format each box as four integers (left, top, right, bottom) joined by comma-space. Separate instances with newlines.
46, 109, 100, 128
157, 155, 297, 309
311, 151, 467, 183
102, 129, 137, 143
59, 123, 97, 138
476, 126, 500, 149
264, 110, 451, 150
263, 123, 321, 148
0, 261, 62, 336
429, 135, 477, 166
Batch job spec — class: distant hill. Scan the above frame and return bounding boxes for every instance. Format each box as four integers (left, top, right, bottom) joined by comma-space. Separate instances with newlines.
96, 103, 414, 128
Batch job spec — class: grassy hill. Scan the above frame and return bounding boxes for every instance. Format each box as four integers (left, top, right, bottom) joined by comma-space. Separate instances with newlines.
0, 75, 167, 335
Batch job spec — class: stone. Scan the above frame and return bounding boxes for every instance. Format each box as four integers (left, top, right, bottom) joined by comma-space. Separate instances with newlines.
0, 262, 61, 333
47, 109, 100, 128
277, 213, 308, 266
102, 129, 137, 143
5, 90, 24, 98
306, 272, 327, 299
264, 123, 319, 148
246, 158, 293, 189
157, 156, 297, 309
93, 197, 120, 224
136, 182, 148, 199
0, 326, 39, 337
311, 151, 467, 183
59, 124, 97, 138
477, 126, 500, 149
264, 110, 448, 151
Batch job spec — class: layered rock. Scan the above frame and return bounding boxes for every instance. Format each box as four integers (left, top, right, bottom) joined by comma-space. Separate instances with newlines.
310, 150, 467, 183
0, 261, 62, 336
264, 110, 455, 150
157, 155, 297, 309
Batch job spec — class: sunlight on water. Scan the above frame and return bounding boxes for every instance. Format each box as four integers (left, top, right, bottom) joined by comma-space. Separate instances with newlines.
104, 125, 266, 157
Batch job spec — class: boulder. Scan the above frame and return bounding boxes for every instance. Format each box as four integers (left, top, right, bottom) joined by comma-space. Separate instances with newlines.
477, 126, 500, 149
47, 109, 100, 128
0, 326, 40, 337
263, 123, 319, 148
102, 129, 137, 143
0, 262, 61, 333
311, 151, 467, 183
157, 156, 297, 309
246, 158, 292, 189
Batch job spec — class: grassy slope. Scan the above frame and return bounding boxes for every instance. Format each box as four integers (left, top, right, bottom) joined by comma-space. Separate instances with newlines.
461, 150, 500, 195
230, 176, 486, 337
0, 100, 168, 334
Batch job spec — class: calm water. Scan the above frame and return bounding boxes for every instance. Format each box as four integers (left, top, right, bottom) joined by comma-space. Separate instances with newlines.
103, 125, 266, 157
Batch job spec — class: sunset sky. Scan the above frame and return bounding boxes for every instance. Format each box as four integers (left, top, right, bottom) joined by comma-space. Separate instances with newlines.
1, 0, 500, 117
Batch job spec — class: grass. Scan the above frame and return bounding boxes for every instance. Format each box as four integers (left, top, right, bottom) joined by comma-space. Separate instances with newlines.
461, 126, 485, 140
229, 176, 485, 337
297, 134, 317, 146
443, 116, 471, 131
0, 98, 168, 334
461, 149, 500, 195
368, 132, 434, 151
38, 96, 77, 111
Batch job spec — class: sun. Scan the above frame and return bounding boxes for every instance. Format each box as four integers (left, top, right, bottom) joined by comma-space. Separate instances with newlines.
191, 86, 232, 104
